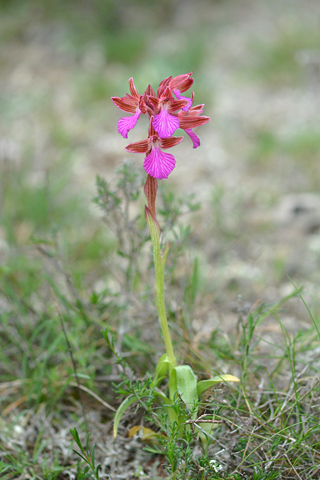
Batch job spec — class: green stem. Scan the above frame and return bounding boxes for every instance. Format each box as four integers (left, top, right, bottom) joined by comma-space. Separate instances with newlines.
147, 214, 176, 370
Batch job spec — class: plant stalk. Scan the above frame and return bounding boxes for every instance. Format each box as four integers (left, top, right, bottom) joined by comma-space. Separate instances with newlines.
147, 213, 176, 370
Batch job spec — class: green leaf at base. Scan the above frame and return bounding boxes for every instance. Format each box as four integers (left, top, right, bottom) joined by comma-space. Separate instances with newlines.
197, 374, 239, 396
169, 365, 198, 408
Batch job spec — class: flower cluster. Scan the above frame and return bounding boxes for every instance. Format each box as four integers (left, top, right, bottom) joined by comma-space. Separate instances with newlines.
111, 73, 210, 180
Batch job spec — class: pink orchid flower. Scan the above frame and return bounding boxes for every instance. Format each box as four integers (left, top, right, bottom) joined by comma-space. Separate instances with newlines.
111, 73, 210, 179
125, 119, 183, 179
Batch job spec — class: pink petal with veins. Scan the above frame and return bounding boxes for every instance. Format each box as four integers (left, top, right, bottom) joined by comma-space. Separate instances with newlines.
143, 147, 176, 179
152, 109, 180, 138
118, 110, 141, 138
185, 128, 200, 148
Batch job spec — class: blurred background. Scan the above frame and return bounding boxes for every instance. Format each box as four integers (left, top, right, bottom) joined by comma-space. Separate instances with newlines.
1, 0, 320, 315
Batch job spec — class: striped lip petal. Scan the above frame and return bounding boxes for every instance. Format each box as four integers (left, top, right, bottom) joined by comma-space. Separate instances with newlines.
152, 109, 180, 138
118, 110, 141, 138
143, 147, 176, 179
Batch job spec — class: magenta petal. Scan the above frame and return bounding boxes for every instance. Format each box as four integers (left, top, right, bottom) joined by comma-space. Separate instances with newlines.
152, 109, 179, 138
118, 110, 141, 138
143, 147, 176, 179
185, 128, 200, 148
173, 89, 192, 111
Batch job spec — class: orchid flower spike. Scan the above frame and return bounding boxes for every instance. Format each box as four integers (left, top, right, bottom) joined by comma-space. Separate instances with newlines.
111, 73, 210, 179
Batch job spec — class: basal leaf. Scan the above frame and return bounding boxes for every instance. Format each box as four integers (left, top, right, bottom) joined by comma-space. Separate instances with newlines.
169, 365, 198, 408
197, 374, 240, 396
